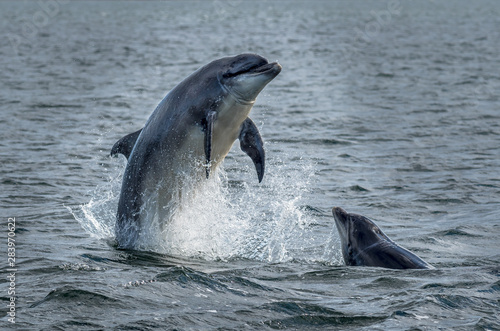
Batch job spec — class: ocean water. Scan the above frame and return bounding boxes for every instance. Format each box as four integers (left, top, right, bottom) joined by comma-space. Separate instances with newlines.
1, 0, 500, 329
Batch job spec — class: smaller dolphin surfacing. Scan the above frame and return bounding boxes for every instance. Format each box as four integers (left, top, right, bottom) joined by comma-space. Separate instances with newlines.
332, 207, 433, 269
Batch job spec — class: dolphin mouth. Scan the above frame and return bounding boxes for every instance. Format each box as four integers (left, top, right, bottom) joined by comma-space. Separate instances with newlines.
249, 62, 282, 75
224, 61, 282, 78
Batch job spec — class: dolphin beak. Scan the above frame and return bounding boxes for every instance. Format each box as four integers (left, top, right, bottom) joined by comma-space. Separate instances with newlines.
248, 61, 282, 77
332, 207, 349, 239
265, 62, 282, 75
271, 62, 282, 75
332, 207, 348, 222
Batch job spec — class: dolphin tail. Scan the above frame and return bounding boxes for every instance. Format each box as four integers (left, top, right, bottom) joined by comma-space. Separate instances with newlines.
239, 118, 265, 183
110, 129, 142, 160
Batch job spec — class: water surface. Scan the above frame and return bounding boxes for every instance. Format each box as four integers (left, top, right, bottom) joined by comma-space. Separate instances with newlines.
1, 1, 499, 329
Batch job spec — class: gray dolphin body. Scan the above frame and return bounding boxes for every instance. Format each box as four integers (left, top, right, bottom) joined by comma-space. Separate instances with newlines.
111, 54, 281, 249
332, 207, 433, 269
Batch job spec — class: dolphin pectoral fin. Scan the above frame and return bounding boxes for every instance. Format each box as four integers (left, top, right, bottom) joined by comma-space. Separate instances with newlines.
110, 129, 142, 160
204, 111, 217, 179
239, 118, 265, 183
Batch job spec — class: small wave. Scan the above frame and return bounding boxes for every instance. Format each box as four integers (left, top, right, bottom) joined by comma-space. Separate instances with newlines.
433, 227, 482, 238
490, 281, 500, 292
427, 294, 479, 310
269, 138, 352, 145
438, 228, 468, 238
29, 103, 84, 109
59, 263, 106, 272
416, 197, 468, 205
2, 178, 55, 187
297, 205, 330, 216
262, 301, 387, 328
30, 286, 121, 308
349, 185, 369, 192
154, 266, 277, 297
410, 108, 448, 114
376, 72, 395, 78
80, 253, 114, 264
360, 277, 412, 289
123, 279, 156, 288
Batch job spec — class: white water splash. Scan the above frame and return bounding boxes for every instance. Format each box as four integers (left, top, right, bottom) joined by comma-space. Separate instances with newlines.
68, 160, 124, 240
71, 153, 339, 264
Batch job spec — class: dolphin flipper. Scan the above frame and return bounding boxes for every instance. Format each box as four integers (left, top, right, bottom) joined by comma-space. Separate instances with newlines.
239, 118, 265, 183
204, 111, 217, 178
110, 129, 142, 160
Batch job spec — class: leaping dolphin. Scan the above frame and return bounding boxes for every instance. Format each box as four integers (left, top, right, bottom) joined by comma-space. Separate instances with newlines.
332, 207, 433, 269
111, 54, 281, 249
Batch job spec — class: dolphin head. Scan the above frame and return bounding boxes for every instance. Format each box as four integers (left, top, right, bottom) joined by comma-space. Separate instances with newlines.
332, 207, 390, 266
217, 54, 282, 104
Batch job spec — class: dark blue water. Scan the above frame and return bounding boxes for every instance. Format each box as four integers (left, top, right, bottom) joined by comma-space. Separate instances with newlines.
1, 0, 499, 329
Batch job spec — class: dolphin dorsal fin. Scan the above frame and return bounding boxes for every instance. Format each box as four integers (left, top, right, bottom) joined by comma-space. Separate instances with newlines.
203, 111, 217, 178
110, 129, 142, 160
239, 118, 265, 183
